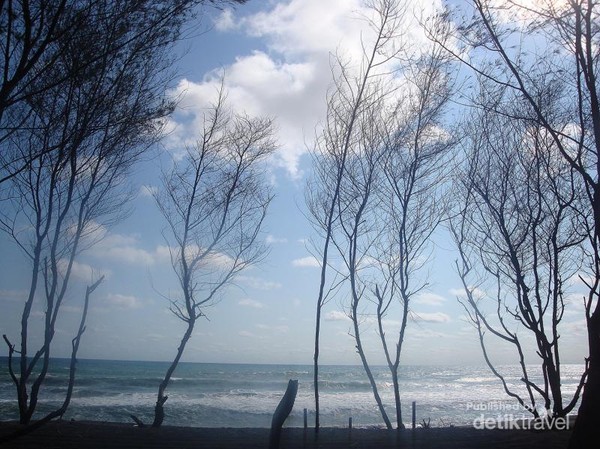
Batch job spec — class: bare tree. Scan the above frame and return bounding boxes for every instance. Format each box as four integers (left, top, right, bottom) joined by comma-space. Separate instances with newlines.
0, 0, 246, 184
0, 70, 158, 425
308, 0, 455, 430
427, 1, 599, 443
1, 275, 103, 443
0, 0, 200, 427
150, 87, 276, 427
305, 0, 405, 430
334, 50, 454, 431
371, 45, 455, 429
450, 93, 588, 422
335, 92, 391, 429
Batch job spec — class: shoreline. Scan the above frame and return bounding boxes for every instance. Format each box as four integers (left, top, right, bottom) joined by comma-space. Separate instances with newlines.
0, 420, 573, 448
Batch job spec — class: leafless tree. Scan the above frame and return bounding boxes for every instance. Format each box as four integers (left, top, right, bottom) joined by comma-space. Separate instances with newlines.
1, 275, 103, 443
0, 0, 203, 428
0, 0, 246, 184
371, 45, 455, 429
305, 0, 406, 430
335, 50, 454, 431
427, 1, 599, 443
0, 66, 159, 426
450, 92, 588, 422
307, 1, 455, 431
150, 87, 276, 427
334, 92, 391, 428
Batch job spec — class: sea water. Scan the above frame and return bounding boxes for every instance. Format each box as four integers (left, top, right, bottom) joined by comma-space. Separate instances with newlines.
0, 358, 585, 428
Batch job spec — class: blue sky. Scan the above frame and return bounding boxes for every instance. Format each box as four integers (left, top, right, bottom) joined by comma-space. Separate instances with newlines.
0, 0, 588, 366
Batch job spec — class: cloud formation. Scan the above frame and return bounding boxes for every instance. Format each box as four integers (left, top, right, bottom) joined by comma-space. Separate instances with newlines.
291, 256, 320, 268
411, 311, 451, 323
238, 298, 265, 309
265, 234, 288, 245
165, 0, 442, 178
58, 259, 110, 282
237, 275, 282, 290
414, 292, 447, 306
325, 310, 350, 322
105, 293, 143, 310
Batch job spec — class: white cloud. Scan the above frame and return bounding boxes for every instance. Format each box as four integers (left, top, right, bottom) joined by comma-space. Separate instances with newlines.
88, 228, 234, 270
138, 185, 158, 198
411, 311, 451, 323
165, 54, 321, 178
238, 330, 255, 338
215, 8, 238, 32
292, 256, 320, 268
381, 318, 403, 328
96, 245, 156, 266
242, 0, 367, 67
155, 245, 173, 264
486, 0, 572, 24
87, 227, 158, 266
237, 275, 282, 290
266, 234, 288, 244
165, 0, 443, 178
105, 293, 142, 310
449, 286, 486, 300
174, 246, 235, 269
567, 272, 595, 289
325, 310, 350, 322
238, 298, 265, 309
204, 250, 235, 268
414, 292, 447, 306
58, 259, 110, 282
563, 292, 587, 316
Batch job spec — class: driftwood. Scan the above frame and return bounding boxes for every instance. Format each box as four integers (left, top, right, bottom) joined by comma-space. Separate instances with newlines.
269, 379, 298, 449
130, 414, 146, 428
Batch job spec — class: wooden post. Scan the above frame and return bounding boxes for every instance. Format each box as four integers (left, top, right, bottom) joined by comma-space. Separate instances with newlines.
269, 379, 299, 449
304, 408, 308, 430
412, 401, 416, 429
349, 417, 353, 429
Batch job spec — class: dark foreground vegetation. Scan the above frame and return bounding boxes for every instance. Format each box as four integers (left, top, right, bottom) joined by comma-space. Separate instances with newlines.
0, 421, 573, 449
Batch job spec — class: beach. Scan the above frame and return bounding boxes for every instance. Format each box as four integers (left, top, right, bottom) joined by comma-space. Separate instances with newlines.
0, 421, 572, 449
0, 360, 580, 447
0, 360, 585, 429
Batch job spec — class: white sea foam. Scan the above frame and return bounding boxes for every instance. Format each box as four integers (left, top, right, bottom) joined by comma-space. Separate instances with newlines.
0, 359, 586, 428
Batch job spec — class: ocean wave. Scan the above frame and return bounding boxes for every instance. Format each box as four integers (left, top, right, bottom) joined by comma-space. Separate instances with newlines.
0, 360, 586, 428
456, 376, 497, 383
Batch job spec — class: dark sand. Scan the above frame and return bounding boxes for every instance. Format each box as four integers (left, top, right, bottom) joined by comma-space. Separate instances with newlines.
0, 421, 573, 448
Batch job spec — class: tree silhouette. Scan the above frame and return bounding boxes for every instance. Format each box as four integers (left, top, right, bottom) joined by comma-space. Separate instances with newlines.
307, 0, 455, 430
428, 1, 599, 442
0, 0, 204, 429
150, 86, 276, 427
451, 93, 588, 422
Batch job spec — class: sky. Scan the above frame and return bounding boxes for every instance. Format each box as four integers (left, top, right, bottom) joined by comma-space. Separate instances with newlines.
0, 0, 589, 366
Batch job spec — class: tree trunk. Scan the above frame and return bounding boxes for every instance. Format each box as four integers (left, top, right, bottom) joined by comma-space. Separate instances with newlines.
391, 368, 404, 429
355, 343, 392, 430
569, 183, 600, 447
0, 277, 102, 443
152, 319, 195, 428
353, 298, 392, 429
569, 308, 600, 448
313, 306, 321, 432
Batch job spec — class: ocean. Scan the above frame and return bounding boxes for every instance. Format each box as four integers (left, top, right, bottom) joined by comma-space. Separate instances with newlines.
0, 358, 585, 428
